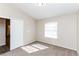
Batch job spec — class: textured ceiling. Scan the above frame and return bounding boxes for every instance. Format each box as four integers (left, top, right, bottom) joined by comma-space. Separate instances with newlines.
13, 3, 79, 20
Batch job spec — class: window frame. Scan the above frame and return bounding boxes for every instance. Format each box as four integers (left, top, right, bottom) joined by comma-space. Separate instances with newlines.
44, 22, 58, 39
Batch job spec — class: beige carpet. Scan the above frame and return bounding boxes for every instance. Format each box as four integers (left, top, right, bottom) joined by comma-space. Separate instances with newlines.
21, 43, 49, 53
0, 41, 78, 56
21, 45, 39, 53
32, 44, 49, 50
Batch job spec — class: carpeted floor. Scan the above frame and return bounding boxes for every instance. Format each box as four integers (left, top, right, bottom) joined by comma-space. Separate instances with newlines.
0, 41, 78, 56
0, 45, 9, 54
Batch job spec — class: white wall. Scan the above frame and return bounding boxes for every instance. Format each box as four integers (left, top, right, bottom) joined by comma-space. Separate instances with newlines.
0, 4, 78, 51
0, 4, 36, 46
0, 19, 6, 46
77, 12, 79, 52
36, 13, 77, 50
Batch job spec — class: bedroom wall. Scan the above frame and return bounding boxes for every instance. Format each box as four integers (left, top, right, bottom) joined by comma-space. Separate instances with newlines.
77, 12, 79, 53
36, 13, 77, 50
0, 4, 36, 46
0, 4, 78, 51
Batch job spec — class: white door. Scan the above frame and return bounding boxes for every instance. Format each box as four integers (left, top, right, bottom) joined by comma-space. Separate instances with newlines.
10, 19, 23, 50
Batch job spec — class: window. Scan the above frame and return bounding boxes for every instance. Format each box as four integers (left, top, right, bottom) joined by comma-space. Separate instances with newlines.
45, 22, 57, 39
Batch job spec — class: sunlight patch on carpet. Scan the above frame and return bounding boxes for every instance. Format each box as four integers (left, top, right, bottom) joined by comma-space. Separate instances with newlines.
21, 43, 49, 53
32, 44, 49, 50
21, 46, 39, 53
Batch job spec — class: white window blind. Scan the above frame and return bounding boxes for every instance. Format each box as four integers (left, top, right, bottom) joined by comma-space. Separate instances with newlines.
45, 22, 57, 39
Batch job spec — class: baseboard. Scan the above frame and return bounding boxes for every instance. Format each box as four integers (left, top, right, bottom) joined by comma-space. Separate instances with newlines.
10, 40, 36, 50
0, 42, 6, 46
36, 40, 77, 51
23, 40, 36, 46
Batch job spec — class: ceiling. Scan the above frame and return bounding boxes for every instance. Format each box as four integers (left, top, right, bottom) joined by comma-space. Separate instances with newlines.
13, 3, 79, 20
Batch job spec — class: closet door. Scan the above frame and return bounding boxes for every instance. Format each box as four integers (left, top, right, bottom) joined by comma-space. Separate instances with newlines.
0, 18, 6, 46
10, 19, 23, 50
0, 19, 6, 46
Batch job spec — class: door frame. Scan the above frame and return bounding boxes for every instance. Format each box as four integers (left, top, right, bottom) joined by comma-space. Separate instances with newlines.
0, 17, 10, 50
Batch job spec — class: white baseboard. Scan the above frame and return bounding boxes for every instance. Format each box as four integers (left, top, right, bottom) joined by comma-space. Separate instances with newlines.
23, 40, 36, 46
36, 40, 77, 51
0, 42, 6, 46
